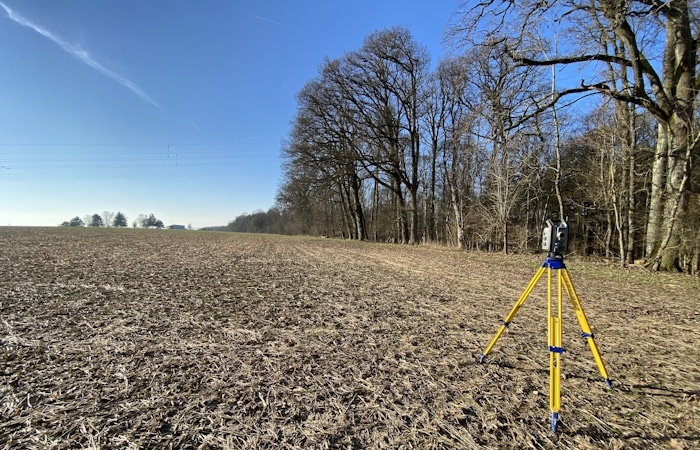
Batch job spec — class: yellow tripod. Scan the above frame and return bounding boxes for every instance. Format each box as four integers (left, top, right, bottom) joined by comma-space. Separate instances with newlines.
479, 255, 612, 432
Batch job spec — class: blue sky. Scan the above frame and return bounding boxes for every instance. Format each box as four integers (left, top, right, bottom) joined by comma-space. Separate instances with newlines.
0, 1, 456, 228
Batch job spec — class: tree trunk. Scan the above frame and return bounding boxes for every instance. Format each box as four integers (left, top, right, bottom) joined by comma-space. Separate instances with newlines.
657, 131, 692, 271
609, 130, 626, 265
349, 170, 366, 240
408, 128, 421, 245
649, 3, 695, 270
340, 181, 355, 239
372, 173, 379, 241
605, 210, 612, 258
645, 122, 669, 258
693, 226, 700, 276
524, 189, 530, 251
425, 137, 438, 243
654, 130, 693, 272
408, 186, 419, 245
391, 179, 409, 244
446, 171, 464, 249
626, 110, 637, 265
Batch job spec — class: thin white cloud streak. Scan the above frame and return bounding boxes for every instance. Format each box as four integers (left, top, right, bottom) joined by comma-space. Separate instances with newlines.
254, 15, 294, 30
187, 119, 201, 132
0, 2, 160, 109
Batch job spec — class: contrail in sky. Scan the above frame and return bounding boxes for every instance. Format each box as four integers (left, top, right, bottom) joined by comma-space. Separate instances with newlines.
254, 15, 294, 30
0, 1, 160, 109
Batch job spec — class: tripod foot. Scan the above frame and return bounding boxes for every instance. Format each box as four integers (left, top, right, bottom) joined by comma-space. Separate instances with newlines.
605, 379, 613, 389
551, 412, 559, 432
479, 354, 485, 363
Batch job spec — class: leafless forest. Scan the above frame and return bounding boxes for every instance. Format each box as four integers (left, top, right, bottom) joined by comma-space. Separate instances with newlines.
1, 227, 698, 449
259, 1, 700, 274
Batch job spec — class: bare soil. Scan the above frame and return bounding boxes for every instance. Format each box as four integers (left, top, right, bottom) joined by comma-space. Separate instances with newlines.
1, 227, 698, 449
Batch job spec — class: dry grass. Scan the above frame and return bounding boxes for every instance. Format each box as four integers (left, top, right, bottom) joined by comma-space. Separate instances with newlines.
1, 227, 698, 449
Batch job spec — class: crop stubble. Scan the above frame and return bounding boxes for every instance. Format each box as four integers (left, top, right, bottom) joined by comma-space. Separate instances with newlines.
1, 227, 698, 449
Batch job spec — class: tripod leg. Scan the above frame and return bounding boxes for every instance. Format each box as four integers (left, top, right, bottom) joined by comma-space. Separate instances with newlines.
549, 268, 563, 432
561, 269, 612, 388
480, 266, 546, 363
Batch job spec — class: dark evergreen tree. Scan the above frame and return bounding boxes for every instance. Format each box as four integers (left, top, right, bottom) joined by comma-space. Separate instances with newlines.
112, 212, 128, 228
88, 213, 104, 227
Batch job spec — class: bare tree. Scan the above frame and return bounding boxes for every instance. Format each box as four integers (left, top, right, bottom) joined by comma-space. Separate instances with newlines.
339, 27, 430, 244
281, 62, 367, 240
430, 56, 484, 249
419, 71, 443, 243
463, 42, 544, 253
102, 211, 115, 228
451, 0, 699, 271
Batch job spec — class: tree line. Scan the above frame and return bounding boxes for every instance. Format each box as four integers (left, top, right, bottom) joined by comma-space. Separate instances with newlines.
60, 212, 166, 229
257, 1, 699, 274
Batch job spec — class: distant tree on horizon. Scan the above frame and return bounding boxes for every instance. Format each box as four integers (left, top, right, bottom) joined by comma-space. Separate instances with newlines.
102, 211, 115, 227
133, 214, 146, 228
135, 213, 164, 229
112, 212, 128, 228
88, 213, 104, 227
60, 216, 85, 227
146, 214, 164, 229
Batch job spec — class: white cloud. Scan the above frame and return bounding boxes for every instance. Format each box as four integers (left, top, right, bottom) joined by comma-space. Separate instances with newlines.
0, 1, 160, 109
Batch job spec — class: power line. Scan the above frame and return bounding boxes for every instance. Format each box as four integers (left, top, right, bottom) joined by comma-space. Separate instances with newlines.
0, 142, 280, 170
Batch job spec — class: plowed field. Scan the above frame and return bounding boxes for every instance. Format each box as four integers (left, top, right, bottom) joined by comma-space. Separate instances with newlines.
1, 227, 698, 449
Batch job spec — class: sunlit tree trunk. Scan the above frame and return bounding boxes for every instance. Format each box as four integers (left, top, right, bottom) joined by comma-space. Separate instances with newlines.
646, 122, 669, 258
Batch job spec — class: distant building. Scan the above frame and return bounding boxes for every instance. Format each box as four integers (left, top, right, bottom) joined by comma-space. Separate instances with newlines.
168, 224, 186, 230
